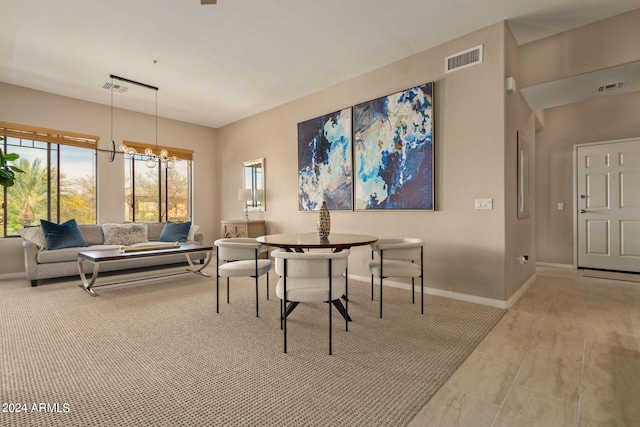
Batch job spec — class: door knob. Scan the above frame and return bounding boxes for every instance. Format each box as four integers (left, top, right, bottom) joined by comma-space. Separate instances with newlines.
579, 209, 588, 214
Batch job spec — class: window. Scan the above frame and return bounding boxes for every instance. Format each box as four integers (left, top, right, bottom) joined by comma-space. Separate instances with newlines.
1, 122, 98, 237
123, 141, 193, 223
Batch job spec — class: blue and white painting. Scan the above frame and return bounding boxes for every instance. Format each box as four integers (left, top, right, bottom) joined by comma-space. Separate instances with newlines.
298, 108, 353, 211
354, 82, 434, 210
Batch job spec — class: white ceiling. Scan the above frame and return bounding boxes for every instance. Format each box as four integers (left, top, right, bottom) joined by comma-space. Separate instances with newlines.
1, 0, 639, 129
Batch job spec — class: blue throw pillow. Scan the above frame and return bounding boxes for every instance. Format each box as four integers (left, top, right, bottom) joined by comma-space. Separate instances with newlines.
158, 221, 191, 243
40, 219, 88, 250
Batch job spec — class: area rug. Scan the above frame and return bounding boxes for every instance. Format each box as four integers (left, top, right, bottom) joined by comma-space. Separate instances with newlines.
0, 269, 505, 427
582, 269, 640, 283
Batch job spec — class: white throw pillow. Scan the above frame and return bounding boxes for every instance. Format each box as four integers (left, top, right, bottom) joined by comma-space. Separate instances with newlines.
18, 226, 48, 250
102, 223, 149, 246
187, 224, 199, 242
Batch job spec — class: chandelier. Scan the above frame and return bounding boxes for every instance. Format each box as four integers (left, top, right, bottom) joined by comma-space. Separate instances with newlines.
109, 74, 177, 169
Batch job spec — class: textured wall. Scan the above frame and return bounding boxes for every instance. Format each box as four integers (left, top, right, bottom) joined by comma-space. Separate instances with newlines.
535, 92, 640, 265
216, 23, 514, 301
521, 9, 640, 267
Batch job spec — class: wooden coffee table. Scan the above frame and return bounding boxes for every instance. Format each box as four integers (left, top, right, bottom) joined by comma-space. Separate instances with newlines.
77, 244, 213, 296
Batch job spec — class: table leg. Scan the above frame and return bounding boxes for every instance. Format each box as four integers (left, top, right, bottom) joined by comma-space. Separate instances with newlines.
185, 250, 213, 276
77, 248, 213, 296
78, 258, 100, 297
281, 301, 299, 319
281, 300, 351, 321
332, 300, 352, 322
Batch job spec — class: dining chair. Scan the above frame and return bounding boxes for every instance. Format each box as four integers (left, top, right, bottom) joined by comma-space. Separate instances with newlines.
368, 238, 424, 318
272, 248, 350, 355
214, 238, 272, 317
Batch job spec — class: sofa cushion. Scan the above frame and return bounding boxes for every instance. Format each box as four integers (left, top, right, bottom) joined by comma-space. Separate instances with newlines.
159, 221, 191, 242
37, 245, 120, 264
18, 226, 48, 250
80, 225, 105, 246
146, 223, 165, 241
40, 219, 88, 250
102, 223, 149, 246
187, 224, 199, 242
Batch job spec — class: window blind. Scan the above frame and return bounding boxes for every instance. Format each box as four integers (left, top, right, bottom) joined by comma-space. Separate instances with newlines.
0, 121, 99, 149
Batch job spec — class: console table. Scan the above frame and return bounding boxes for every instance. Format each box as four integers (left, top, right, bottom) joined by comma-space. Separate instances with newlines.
221, 220, 266, 238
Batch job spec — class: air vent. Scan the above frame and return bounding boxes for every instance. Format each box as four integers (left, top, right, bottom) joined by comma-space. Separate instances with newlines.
598, 81, 624, 92
101, 82, 128, 93
445, 45, 483, 73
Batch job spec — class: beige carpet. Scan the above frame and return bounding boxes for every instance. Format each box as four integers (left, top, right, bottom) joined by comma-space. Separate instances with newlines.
0, 268, 505, 427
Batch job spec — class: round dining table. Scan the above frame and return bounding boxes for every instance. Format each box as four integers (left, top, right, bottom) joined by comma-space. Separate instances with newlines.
256, 232, 378, 252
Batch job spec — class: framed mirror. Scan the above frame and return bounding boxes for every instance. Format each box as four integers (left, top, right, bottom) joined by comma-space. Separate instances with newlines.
243, 158, 265, 211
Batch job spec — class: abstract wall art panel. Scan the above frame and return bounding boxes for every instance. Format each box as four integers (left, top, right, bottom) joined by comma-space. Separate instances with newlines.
354, 82, 434, 210
297, 107, 353, 211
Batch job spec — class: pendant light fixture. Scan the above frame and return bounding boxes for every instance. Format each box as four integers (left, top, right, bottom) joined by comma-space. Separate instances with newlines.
111, 74, 177, 169
108, 76, 116, 162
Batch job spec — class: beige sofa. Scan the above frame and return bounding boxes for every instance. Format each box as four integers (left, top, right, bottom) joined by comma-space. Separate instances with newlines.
22, 222, 205, 286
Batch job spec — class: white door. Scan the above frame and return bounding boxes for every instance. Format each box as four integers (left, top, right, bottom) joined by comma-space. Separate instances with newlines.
576, 139, 640, 272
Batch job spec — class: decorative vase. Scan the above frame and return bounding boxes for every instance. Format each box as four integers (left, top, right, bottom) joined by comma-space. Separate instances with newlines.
317, 201, 331, 239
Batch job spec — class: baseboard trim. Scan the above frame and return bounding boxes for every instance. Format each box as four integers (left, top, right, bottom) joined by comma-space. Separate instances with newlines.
0, 272, 27, 281
505, 273, 537, 308
348, 274, 510, 309
536, 262, 575, 269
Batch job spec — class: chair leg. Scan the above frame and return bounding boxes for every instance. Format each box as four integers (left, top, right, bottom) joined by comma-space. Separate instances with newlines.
216, 257, 220, 313
329, 297, 333, 356
328, 264, 333, 356
421, 274, 424, 314
266, 273, 270, 300
379, 277, 383, 318
284, 260, 288, 354
226, 278, 230, 304
379, 250, 384, 318
370, 250, 374, 300
412, 278, 415, 304
371, 274, 374, 300
255, 276, 259, 317
420, 246, 424, 314
345, 266, 349, 332
216, 275, 220, 313
280, 299, 283, 330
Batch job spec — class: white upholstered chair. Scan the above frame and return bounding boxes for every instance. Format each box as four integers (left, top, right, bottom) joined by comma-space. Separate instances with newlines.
272, 248, 350, 355
368, 238, 424, 318
214, 238, 272, 317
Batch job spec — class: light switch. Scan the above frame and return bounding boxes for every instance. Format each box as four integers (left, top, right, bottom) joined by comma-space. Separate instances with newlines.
475, 198, 493, 210
558, 202, 565, 210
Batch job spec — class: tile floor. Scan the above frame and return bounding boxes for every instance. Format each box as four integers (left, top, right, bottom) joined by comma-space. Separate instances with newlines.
408, 267, 640, 426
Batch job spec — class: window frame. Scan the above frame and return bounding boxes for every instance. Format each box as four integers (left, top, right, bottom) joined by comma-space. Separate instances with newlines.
125, 153, 193, 224
1, 122, 99, 237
